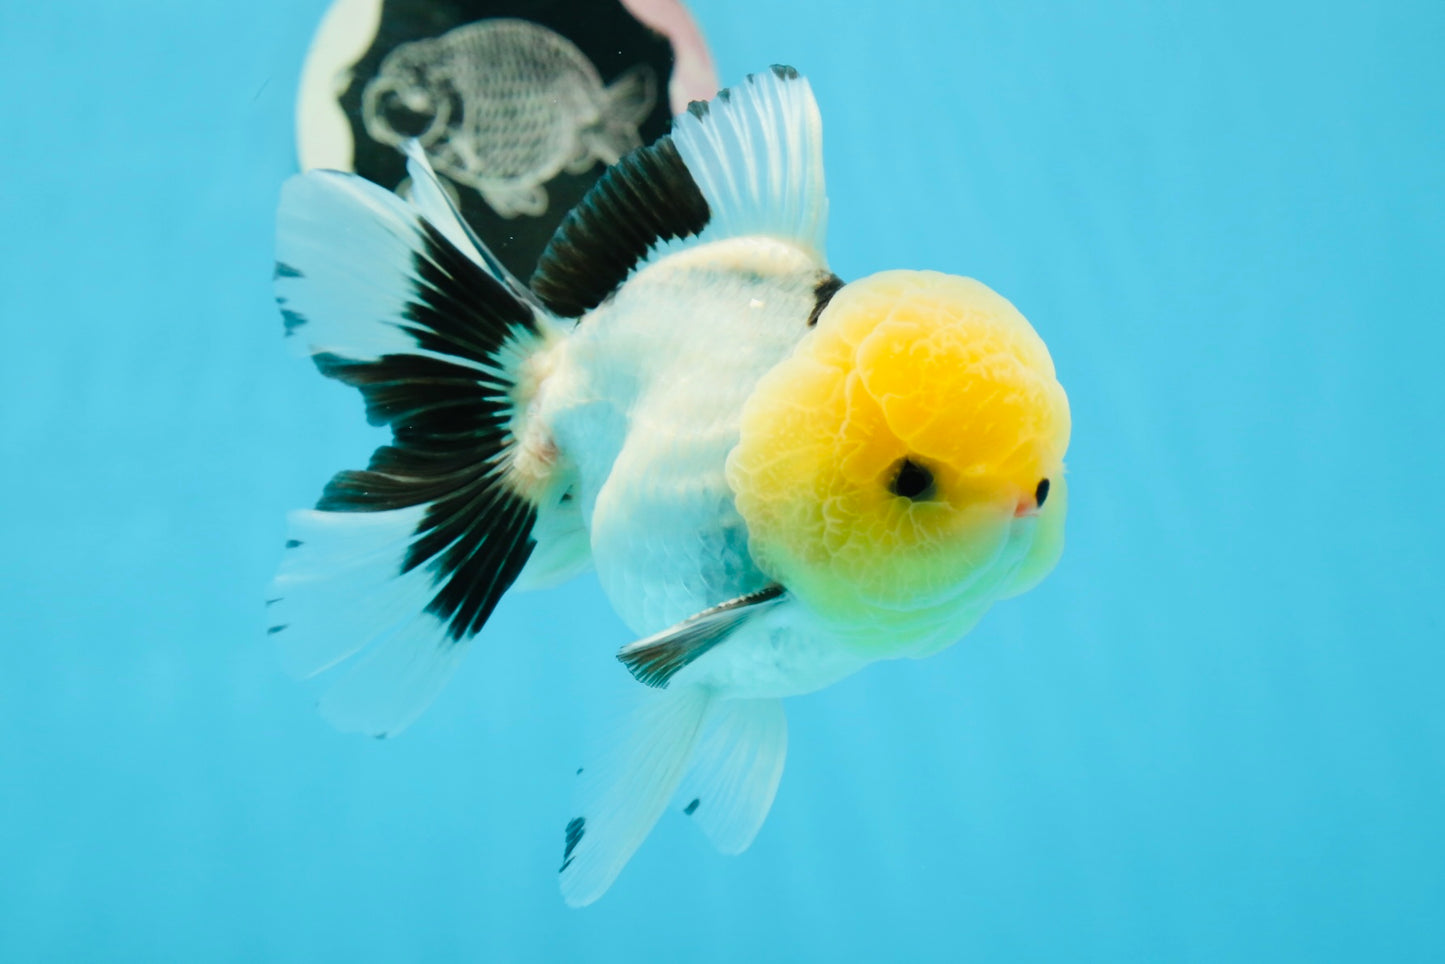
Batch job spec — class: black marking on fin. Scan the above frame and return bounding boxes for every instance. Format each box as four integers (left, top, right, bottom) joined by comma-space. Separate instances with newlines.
285, 539, 303, 549
265, 598, 281, 607
273, 261, 303, 279
561, 817, 586, 872
618, 585, 786, 688
576, 767, 584, 776
684, 798, 700, 816
280, 308, 307, 336
686, 99, 709, 119
267, 624, 287, 635
530, 135, 710, 318
809, 274, 845, 327
770, 64, 800, 80
310, 220, 540, 642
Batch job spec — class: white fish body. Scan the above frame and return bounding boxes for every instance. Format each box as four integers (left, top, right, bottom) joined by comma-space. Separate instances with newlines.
535, 238, 874, 693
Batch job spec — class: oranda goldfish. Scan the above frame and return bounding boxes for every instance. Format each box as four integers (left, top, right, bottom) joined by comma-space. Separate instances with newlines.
270, 66, 1071, 905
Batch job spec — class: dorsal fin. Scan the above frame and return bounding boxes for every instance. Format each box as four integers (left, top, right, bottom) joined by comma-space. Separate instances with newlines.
530, 65, 828, 318
672, 65, 828, 256
530, 137, 708, 317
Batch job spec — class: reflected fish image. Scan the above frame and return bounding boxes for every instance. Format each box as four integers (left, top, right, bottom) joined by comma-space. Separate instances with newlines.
270, 66, 1071, 905
361, 18, 657, 218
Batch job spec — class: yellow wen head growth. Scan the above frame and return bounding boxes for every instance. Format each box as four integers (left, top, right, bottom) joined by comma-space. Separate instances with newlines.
729, 270, 1071, 642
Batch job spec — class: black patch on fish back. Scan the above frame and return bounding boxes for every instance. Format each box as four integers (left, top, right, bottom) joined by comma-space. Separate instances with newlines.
561, 817, 586, 872
809, 273, 845, 327
530, 135, 710, 318
310, 220, 540, 642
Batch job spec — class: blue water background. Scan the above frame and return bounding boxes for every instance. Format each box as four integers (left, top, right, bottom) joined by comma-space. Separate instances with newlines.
2, 1, 1442, 960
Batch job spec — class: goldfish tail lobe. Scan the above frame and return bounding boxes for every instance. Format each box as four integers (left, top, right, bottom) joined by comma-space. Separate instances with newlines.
269, 145, 557, 738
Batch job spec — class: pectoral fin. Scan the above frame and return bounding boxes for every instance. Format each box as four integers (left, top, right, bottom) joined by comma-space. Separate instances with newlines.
617, 585, 786, 688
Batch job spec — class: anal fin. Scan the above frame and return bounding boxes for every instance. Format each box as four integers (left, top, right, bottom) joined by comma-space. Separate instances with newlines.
678, 698, 788, 855
558, 692, 791, 905
560, 687, 712, 906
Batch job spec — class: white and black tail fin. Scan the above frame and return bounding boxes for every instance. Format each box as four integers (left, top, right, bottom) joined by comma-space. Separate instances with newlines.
530, 64, 830, 319
269, 144, 559, 739
559, 691, 788, 906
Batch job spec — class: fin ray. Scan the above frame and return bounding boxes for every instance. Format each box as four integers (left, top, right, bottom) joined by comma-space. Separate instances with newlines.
678, 698, 788, 855
271, 164, 551, 736
399, 140, 547, 313
530, 66, 827, 318
672, 65, 827, 256
560, 688, 712, 906
530, 136, 709, 317
316, 611, 473, 738
617, 585, 786, 688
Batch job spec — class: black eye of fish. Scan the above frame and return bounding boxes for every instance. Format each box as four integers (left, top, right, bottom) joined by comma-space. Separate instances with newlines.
1035, 478, 1051, 508
888, 457, 936, 501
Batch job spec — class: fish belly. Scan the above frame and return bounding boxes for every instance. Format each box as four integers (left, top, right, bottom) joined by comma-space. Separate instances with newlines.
677, 604, 875, 699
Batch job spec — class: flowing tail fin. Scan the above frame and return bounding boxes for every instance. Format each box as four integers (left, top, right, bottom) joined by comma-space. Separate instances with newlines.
269, 144, 563, 738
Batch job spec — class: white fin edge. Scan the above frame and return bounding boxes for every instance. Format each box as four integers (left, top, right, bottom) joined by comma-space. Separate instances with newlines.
399, 140, 546, 308
316, 610, 472, 738
400, 140, 486, 272
276, 171, 442, 362
672, 66, 828, 258
270, 508, 471, 739
677, 698, 788, 855
271, 156, 550, 739
560, 687, 712, 906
